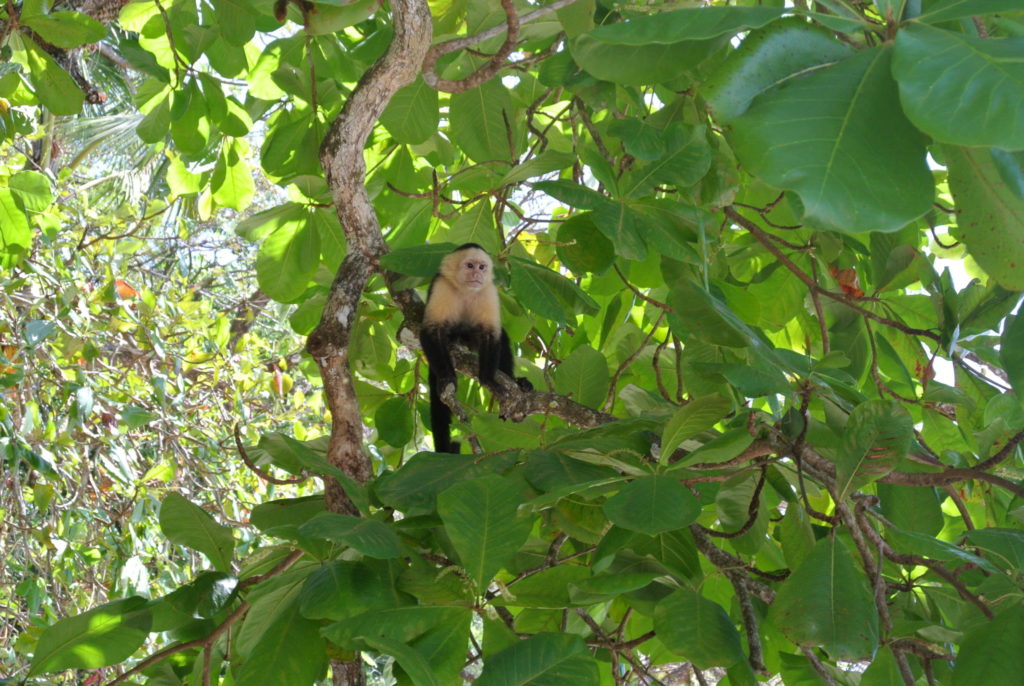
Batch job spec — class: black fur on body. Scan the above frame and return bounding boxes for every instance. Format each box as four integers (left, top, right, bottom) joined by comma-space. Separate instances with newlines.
421, 243, 531, 453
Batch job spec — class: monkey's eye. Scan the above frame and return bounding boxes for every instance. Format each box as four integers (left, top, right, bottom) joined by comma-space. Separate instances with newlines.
478, 264, 486, 270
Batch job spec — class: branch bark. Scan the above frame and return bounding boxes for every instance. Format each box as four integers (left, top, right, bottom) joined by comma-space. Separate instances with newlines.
307, 0, 432, 682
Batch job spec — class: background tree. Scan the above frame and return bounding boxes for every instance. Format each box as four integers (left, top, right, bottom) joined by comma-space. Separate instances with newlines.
3, 0, 1024, 684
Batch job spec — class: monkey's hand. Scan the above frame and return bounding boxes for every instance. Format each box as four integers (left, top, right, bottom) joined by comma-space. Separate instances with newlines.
515, 377, 533, 392
439, 381, 469, 422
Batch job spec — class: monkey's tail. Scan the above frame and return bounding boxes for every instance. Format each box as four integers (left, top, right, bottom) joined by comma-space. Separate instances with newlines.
428, 371, 459, 453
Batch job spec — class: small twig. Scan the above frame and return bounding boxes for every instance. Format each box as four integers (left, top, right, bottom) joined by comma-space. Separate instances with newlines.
234, 424, 306, 485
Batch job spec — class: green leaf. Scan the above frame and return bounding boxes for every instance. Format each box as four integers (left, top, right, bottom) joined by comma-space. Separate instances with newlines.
1002, 315, 1024, 396
835, 399, 913, 501
375, 396, 414, 447
952, 605, 1024, 686
447, 200, 498, 253
22, 11, 106, 48
591, 200, 648, 260
570, 34, 722, 86
158, 493, 235, 572
667, 279, 749, 347
380, 243, 455, 277
603, 475, 700, 535
729, 47, 932, 233
531, 180, 606, 210
323, 606, 470, 648
29, 597, 151, 675
299, 559, 408, 621
705, 17, 854, 122
621, 124, 712, 195
250, 495, 325, 532
588, 6, 783, 44
448, 80, 519, 165
944, 145, 1024, 290
380, 77, 439, 145
8, 170, 53, 211
256, 214, 320, 303
298, 513, 403, 559
211, 139, 255, 211
553, 346, 609, 409
876, 482, 943, 536
893, 24, 1024, 150
20, 35, 85, 115
0, 189, 31, 267
556, 212, 615, 274
213, 0, 256, 45
363, 635, 443, 686
768, 536, 879, 660
508, 256, 599, 324
475, 633, 600, 685
437, 475, 534, 588
671, 427, 755, 469
136, 95, 171, 143
654, 589, 745, 669
917, 0, 1023, 23
661, 393, 732, 459
235, 598, 326, 686
963, 528, 1024, 572
499, 150, 578, 186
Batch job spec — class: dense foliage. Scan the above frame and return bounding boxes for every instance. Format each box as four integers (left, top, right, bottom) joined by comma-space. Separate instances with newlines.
3, 0, 1024, 684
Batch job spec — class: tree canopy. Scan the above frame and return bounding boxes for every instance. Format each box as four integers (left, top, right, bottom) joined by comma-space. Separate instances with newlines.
3, 0, 1024, 684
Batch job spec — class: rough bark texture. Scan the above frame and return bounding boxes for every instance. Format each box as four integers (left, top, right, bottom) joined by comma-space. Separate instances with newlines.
307, 0, 433, 682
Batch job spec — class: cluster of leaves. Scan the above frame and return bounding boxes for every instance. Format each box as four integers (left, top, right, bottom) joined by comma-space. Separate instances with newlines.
4, 0, 1024, 684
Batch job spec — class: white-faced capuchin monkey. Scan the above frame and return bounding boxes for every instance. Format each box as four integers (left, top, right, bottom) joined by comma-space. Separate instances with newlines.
421, 243, 532, 453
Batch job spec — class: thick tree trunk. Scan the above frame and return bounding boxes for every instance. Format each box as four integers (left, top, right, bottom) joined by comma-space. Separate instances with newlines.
307, 0, 433, 681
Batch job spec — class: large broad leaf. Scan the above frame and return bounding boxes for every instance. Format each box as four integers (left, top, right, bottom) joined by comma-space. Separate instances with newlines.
705, 18, 854, 122
588, 6, 783, 44
0, 189, 31, 267
768, 536, 879, 660
323, 606, 470, 647
1002, 314, 1024, 396
299, 559, 408, 621
834, 399, 913, 501
298, 513, 403, 559
22, 11, 106, 48
508, 256, 599, 324
158, 493, 235, 572
363, 635, 443, 686
553, 345, 609, 408
660, 393, 733, 460
729, 47, 932, 233
255, 214, 320, 303
654, 589, 745, 669
667, 279, 750, 347
893, 23, 1024, 151
944, 145, 1024, 290
235, 598, 326, 686
475, 633, 600, 685
380, 77, 439, 145
211, 138, 255, 211
29, 597, 151, 675
448, 79, 521, 165
917, 0, 1023, 23
952, 604, 1024, 686
963, 528, 1024, 573
19, 34, 85, 115
437, 475, 534, 588
603, 475, 700, 535
620, 124, 712, 196
569, 34, 722, 86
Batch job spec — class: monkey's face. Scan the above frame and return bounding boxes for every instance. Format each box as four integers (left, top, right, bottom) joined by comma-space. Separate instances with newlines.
455, 250, 492, 291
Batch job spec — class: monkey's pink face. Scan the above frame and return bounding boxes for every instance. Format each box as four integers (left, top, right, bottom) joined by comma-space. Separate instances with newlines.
459, 256, 490, 290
